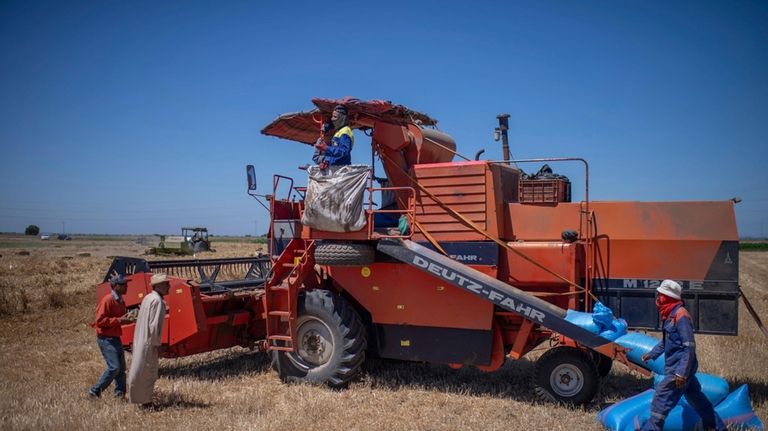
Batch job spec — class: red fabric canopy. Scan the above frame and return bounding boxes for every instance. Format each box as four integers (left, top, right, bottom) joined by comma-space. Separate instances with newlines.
260, 97, 438, 145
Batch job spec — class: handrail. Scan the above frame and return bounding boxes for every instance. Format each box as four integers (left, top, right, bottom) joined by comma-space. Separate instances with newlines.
367, 186, 416, 239
275, 169, 415, 241
272, 175, 295, 201
488, 157, 596, 308
270, 174, 296, 262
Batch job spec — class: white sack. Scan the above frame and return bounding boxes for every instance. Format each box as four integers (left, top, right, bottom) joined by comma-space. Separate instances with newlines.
301, 165, 370, 232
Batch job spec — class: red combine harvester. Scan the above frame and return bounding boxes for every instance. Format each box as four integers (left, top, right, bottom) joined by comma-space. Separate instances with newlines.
99, 98, 739, 404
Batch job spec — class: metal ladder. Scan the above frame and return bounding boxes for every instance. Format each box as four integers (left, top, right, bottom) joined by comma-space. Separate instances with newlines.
263, 239, 315, 351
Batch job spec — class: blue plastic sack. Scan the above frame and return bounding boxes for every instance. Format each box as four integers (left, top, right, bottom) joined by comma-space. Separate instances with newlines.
565, 309, 601, 334
593, 301, 615, 330
716, 384, 764, 430
601, 318, 628, 341
564, 302, 628, 341
652, 373, 730, 407
625, 399, 702, 431
627, 384, 763, 431
599, 382, 764, 431
615, 332, 666, 374
600, 375, 727, 431
597, 389, 654, 431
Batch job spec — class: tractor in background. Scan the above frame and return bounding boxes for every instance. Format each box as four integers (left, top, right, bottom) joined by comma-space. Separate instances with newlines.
149, 227, 212, 255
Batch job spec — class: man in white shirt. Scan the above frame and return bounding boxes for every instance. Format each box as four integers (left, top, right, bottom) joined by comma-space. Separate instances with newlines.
127, 273, 169, 408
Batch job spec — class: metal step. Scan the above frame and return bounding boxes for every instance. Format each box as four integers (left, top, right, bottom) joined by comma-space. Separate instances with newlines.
268, 311, 290, 317
267, 334, 294, 351
269, 285, 289, 291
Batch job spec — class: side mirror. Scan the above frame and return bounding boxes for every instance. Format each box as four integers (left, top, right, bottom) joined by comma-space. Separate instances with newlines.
245, 164, 270, 211
246, 165, 257, 191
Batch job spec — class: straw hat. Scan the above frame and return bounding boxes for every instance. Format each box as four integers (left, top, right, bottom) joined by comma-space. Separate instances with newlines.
150, 273, 169, 286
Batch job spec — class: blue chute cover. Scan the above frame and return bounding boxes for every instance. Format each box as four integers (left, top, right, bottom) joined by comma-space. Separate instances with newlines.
622, 384, 763, 431
597, 389, 654, 431
614, 332, 665, 374
652, 373, 730, 406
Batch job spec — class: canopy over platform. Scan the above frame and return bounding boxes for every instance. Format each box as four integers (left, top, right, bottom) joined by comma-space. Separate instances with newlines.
260, 97, 439, 145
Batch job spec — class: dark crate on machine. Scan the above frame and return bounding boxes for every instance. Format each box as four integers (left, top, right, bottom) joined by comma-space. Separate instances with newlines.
518, 179, 571, 204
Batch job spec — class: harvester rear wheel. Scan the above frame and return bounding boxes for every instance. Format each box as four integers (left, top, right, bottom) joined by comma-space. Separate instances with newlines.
533, 346, 599, 405
314, 242, 374, 266
272, 289, 366, 388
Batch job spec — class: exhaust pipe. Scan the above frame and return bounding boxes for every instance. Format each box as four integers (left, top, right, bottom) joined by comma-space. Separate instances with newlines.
494, 114, 511, 164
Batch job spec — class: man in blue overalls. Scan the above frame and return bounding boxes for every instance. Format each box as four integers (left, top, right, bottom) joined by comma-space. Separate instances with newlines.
640, 280, 726, 431
313, 105, 353, 169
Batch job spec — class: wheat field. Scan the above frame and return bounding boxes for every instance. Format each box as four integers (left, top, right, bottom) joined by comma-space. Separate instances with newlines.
0, 234, 765, 430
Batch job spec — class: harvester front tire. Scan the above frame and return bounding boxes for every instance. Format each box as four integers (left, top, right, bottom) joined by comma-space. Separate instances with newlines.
272, 289, 366, 388
314, 242, 375, 266
533, 346, 599, 405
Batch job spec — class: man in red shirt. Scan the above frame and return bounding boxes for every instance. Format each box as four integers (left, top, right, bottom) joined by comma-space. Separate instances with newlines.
88, 274, 132, 398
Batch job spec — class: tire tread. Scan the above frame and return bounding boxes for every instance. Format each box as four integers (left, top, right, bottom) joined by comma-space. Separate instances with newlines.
274, 289, 367, 388
315, 242, 375, 266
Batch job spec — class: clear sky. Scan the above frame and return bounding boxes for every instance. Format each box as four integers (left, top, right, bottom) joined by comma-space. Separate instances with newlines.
1, 1, 766, 237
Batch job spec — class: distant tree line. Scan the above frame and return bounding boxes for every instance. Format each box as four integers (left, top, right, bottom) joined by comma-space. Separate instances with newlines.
740, 242, 768, 251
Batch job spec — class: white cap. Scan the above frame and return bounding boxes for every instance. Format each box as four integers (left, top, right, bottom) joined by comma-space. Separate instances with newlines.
657, 279, 682, 300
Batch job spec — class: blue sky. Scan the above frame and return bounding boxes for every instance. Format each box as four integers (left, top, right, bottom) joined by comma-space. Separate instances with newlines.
1, 1, 766, 237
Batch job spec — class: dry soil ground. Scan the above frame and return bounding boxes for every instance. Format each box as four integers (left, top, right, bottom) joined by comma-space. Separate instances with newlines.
0, 235, 765, 430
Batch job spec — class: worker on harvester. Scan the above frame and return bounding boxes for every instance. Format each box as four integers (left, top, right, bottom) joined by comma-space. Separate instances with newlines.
312, 105, 353, 169
640, 280, 726, 431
